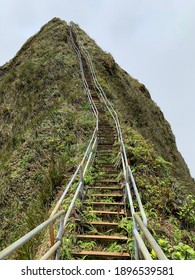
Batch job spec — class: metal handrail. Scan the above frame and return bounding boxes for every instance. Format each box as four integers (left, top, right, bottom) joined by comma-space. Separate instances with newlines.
71, 23, 168, 260
47, 27, 100, 249
0, 210, 65, 260
134, 213, 168, 260
71, 24, 147, 226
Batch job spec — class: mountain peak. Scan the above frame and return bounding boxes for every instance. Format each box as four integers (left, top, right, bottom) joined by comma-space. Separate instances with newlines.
0, 19, 194, 258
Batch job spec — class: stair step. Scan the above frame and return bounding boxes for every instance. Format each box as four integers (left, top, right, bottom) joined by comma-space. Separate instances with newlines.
96, 151, 113, 153
95, 166, 119, 171
87, 193, 123, 197
98, 140, 115, 143
98, 134, 114, 137
85, 202, 124, 206
89, 186, 121, 190
98, 129, 113, 132
98, 143, 114, 145
98, 125, 113, 127
95, 171, 118, 176
86, 210, 125, 215
97, 171, 118, 174
89, 221, 119, 226
97, 163, 115, 166
98, 142, 114, 149
73, 250, 130, 258
76, 234, 128, 241
97, 180, 118, 184
96, 155, 113, 158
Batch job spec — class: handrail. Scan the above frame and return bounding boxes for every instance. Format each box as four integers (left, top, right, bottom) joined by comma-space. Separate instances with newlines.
0, 210, 65, 260
48, 27, 100, 250
134, 213, 168, 260
47, 27, 100, 259
71, 24, 147, 226
71, 23, 168, 260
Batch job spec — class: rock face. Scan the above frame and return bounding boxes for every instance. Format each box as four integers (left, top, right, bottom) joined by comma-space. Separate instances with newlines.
0, 18, 194, 256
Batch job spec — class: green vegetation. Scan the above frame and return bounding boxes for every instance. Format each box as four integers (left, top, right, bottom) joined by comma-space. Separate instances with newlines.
121, 126, 195, 259
0, 18, 95, 257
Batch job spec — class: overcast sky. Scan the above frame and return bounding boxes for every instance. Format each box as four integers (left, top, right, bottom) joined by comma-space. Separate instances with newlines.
0, 0, 194, 178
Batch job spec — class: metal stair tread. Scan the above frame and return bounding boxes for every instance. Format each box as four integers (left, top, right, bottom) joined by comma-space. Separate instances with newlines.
87, 193, 123, 197
88, 186, 121, 190
89, 221, 119, 226
84, 202, 124, 206
76, 234, 128, 241
73, 251, 130, 258
86, 210, 125, 215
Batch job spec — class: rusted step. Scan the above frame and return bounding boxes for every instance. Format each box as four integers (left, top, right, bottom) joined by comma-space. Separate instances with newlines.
76, 235, 128, 241
96, 152, 113, 156
95, 170, 118, 175
96, 169, 117, 173
87, 193, 123, 197
95, 166, 116, 170
97, 147, 115, 152
97, 179, 118, 184
98, 130, 114, 132
98, 134, 115, 137
98, 131, 114, 133
73, 250, 130, 259
88, 186, 121, 190
89, 221, 119, 226
98, 136, 114, 139
86, 210, 125, 215
98, 145, 115, 149
98, 141, 114, 144
84, 202, 124, 206
98, 128, 114, 130
84, 202, 125, 211
94, 168, 117, 173
98, 136, 115, 139
98, 150, 114, 153
99, 174, 119, 178
98, 143, 115, 146
97, 162, 115, 165
98, 143, 114, 145
96, 167, 117, 172
96, 154, 113, 158
98, 139, 115, 142
98, 140, 115, 143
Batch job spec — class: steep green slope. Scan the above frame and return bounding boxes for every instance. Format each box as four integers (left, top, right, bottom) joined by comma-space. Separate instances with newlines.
0, 18, 95, 256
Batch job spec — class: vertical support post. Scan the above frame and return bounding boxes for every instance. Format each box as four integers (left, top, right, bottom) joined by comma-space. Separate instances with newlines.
49, 223, 55, 247
79, 165, 84, 200
124, 164, 129, 203
55, 213, 65, 260
49, 223, 55, 260
134, 237, 139, 260
133, 225, 139, 260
